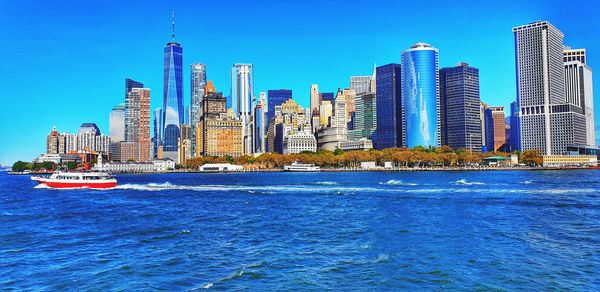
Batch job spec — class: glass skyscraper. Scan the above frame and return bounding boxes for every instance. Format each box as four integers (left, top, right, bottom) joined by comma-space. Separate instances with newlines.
509, 100, 521, 152
267, 89, 292, 122
401, 42, 439, 148
439, 62, 482, 151
162, 21, 184, 153
375, 63, 402, 149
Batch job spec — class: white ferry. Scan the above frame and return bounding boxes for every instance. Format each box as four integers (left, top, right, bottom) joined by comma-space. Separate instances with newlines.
31, 171, 117, 189
284, 162, 321, 172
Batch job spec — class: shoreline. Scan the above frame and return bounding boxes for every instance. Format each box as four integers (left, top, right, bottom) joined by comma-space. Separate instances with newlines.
7, 166, 599, 175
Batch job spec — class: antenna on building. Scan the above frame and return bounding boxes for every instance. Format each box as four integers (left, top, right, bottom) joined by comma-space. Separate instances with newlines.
172, 11, 175, 42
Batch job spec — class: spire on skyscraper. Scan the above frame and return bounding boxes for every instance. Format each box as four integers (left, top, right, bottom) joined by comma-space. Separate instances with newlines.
172, 11, 175, 42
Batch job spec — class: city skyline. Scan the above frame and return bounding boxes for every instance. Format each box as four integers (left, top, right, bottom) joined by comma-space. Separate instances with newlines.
1, 0, 600, 164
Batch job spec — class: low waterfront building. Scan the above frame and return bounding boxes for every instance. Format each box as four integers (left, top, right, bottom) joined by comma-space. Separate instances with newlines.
283, 132, 317, 154
360, 161, 376, 169
336, 138, 373, 151
33, 153, 83, 164
542, 155, 597, 167
198, 163, 243, 172
93, 159, 175, 173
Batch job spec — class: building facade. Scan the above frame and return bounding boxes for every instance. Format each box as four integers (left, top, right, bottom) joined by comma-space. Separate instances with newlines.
375, 63, 402, 149
254, 92, 267, 153
231, 63, 254, 155
162, 23, 184, 159
439, 62, 482, 152
484, 107, 506, 152
513, 21, 565, 155
401, 42, 439, 148
509, 100, 521, 152
564, 55, 595, 147
283, 132, 317, 154
125, 87, 151, 161
109, 103, 126, 143
190, 62, 207, 157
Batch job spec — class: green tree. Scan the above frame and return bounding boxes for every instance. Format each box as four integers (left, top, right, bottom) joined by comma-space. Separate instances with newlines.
333, 148, 344, 156
12, 161, 28, 172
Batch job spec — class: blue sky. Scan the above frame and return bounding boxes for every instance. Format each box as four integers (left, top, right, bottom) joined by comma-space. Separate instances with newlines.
1, 0, 599, 165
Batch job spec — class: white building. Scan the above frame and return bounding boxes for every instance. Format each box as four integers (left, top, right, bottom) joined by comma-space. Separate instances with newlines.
564, 48, 595, 147
231, 63, 254, 155
514, 21, 565, 155
337, 138, 373, 151
283, 132, 317, 154
93, 159, 175, 173
198, 163, 243, 172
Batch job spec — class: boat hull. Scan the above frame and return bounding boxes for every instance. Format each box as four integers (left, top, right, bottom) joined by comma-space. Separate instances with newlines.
32, 177, 117, 189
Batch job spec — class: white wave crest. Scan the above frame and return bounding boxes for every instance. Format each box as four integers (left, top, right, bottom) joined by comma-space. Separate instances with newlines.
311, 181, 339, 186
520, 180, 534, 184
453, 179, 485, 185
380, 179, 417, 186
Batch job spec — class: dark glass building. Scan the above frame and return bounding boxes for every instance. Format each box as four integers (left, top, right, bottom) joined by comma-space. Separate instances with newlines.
267, 89, 292, 122
375, 63, 402, 149
484, 108, 495, 149
439, 63, 482, 151
320, 92, 335, 104
162, 37, 184, 152
509, 100, 521, 152
126, 78, 144, 94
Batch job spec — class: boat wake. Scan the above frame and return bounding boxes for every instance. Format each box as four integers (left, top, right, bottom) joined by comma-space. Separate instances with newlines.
380, 179, 417, 186
310, 181, 340, 186
453, 179, 485, 185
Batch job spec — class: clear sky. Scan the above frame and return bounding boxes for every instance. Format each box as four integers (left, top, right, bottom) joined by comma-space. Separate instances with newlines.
1, 0, 599, 165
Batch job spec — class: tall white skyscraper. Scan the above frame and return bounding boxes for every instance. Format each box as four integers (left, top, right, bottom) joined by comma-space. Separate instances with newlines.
190, 63, 207, 158
513, 21, 566, 155
231, 63, 254, 154
514, 21, 590, 155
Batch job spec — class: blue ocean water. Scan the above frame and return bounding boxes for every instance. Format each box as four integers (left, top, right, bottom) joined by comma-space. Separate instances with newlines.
1, 170, 599, 290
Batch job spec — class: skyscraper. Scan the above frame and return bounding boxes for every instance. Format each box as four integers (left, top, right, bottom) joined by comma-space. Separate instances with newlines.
375, 63, 402, 149
109, 103, 126, 143
513, 21, 565, 155
231, 63, 254, 154
439, 62, 482, 151
509, 100, 521, 152
484, 107, 506, 152
255, 92, 267, 153
401, 42, 439, 148
310, 84, 320, 132
267, 89, 293, 123
126, 78, 144, 94
125, 88, 151, 161
162, 13, 184, 160
153, 108, 162, 158
564, 48, 595, 147
190, 62, 207, 157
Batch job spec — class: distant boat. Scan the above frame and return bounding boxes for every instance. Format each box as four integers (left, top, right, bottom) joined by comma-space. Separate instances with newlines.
284, 162, 321, 172
31, 171, 117, 189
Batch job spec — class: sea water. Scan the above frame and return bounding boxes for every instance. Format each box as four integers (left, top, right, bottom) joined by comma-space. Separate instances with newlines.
1, 170, 599, 289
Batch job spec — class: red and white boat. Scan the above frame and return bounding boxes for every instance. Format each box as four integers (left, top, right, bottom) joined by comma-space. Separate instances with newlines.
31, 171, 117, 189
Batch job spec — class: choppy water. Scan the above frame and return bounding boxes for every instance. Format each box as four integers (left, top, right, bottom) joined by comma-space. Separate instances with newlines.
1, 170, 600, 290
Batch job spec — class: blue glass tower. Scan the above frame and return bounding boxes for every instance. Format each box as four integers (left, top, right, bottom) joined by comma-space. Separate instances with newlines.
162, 15, 184, 152
401, 42, 439, 148
267, 89, 292, 122
375, 63, 402, 149
509, 100, 521, 151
